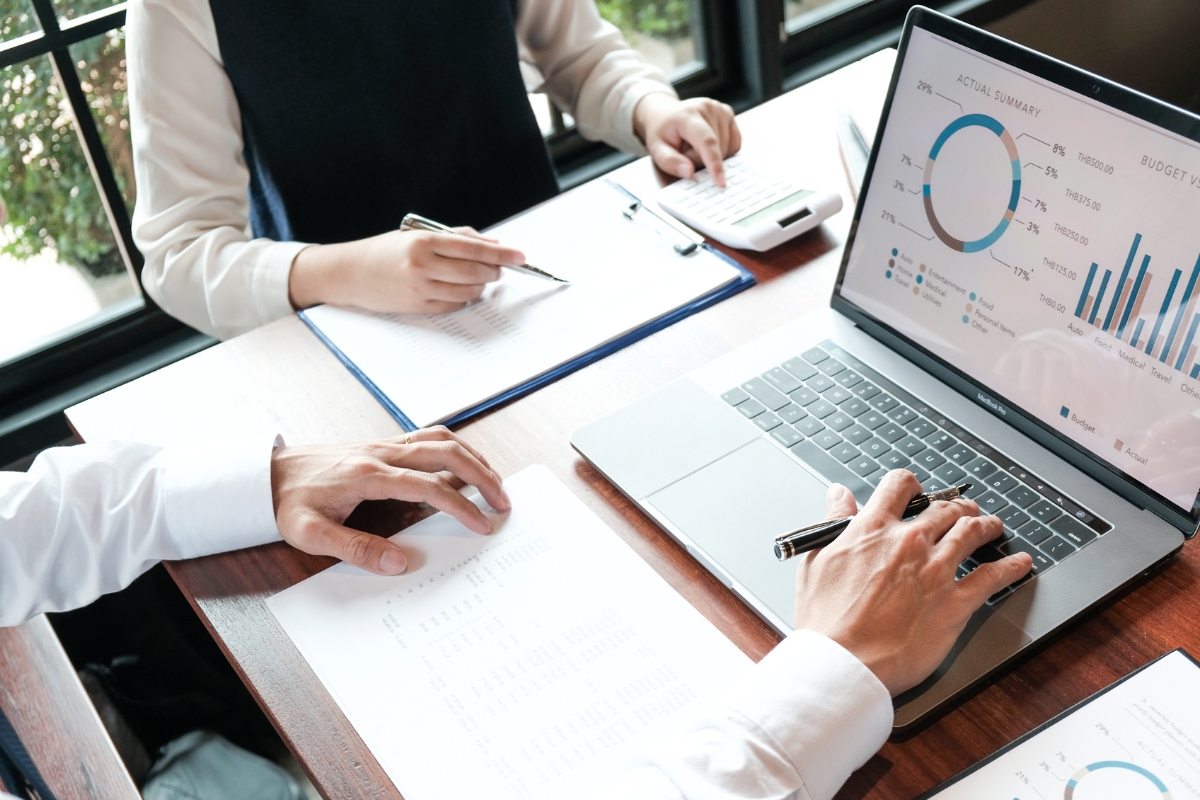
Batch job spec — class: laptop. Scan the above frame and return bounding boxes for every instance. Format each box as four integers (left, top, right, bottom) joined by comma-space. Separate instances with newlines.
571, 6, 1200, 730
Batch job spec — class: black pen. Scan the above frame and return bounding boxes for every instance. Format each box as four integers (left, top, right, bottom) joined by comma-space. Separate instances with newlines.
773, 483, 974, 561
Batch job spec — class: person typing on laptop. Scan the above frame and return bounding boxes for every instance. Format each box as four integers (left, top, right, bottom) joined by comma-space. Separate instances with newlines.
585, 468, 1030, 800
3, 415, 1024, 800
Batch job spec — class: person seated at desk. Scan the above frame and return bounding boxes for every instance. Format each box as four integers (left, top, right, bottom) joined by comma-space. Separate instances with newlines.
128, 0, 741, 341
1, 423, 1030, 799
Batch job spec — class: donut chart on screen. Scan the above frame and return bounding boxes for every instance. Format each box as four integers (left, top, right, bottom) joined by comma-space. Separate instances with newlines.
922, 113, 1021, 253
1062, 761, 1172, 799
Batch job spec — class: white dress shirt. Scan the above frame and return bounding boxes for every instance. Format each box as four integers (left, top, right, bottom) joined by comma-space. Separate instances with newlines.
0, 441, 891, 799
127, 0, 677, 341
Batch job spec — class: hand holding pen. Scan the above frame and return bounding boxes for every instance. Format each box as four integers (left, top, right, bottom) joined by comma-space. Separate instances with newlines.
775, 482, 974, 560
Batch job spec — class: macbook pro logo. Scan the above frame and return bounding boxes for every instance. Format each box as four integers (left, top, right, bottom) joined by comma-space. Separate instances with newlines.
976, 392, 1007, 416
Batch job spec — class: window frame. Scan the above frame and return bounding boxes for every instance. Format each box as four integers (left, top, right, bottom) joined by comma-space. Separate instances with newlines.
0, 1, 204, 418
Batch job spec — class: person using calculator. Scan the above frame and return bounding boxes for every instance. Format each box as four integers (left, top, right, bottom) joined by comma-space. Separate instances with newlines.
127, 0, 741, 341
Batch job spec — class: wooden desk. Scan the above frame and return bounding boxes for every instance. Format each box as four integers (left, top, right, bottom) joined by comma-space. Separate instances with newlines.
66, 50, 1198, 799
0, 617, 140, 800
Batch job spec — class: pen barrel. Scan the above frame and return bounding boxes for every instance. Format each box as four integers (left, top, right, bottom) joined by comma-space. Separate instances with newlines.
773, 518, 852, 561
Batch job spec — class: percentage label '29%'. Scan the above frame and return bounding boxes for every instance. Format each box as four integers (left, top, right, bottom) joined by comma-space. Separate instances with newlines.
916, 80, 933, 94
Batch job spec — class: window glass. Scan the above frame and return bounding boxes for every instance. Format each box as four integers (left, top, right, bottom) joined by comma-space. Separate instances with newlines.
785, 0, 870, 30
597, 0, 700, 78
1, 0, 39, 41
0, 52, 141, 365
529, 0, 700, 139
51, 0, 120, 26
71, 27, 134, 216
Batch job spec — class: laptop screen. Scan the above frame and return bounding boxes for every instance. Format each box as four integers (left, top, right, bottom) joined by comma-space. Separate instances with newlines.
837, 18, 1200, 522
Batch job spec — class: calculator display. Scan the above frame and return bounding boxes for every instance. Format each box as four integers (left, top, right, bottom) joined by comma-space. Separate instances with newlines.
734, 189, 814, 227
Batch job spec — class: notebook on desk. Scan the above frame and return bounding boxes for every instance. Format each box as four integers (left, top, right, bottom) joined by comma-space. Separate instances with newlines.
299, 179, 754, 431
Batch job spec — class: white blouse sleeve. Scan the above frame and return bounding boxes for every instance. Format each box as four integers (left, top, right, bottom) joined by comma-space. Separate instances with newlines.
127, 0, 307, 341
0, 437, 281, 627
517, 0, 678, 156
587, 630, 894, 800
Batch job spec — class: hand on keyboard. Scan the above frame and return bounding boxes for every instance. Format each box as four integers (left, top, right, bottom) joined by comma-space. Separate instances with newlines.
792, 470, 1032, 696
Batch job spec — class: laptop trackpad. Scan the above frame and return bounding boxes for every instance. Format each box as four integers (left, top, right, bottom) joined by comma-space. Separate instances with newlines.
647, 437, 829, 625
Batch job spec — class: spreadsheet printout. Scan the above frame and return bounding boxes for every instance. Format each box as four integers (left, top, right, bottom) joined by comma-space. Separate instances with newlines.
301, 179, 743, 429
267, 465, 753, 800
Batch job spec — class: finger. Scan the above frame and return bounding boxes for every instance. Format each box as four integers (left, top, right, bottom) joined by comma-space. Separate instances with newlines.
679, 114, 726, 186
407, 426, 493, 470
823, 483, 857, 521
421, 254, 502, 285
302, 517, 409, 576
423, 279, 489, 304
648, 137, 695, 181
860, 469, 924, 520
451, 226, 499, 243
418, 299, 468, 315
903, 496, 980, 544
725, 111, 743, 156
429, 232, 524, 266
936, 512, 1005, 564
377, 440, 510, 513
373, 469, 496, 535
957, 553, 1032, 606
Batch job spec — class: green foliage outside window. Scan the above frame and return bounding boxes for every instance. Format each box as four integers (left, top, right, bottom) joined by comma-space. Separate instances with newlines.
597, 0, 692, 40
0, 19, 130, 279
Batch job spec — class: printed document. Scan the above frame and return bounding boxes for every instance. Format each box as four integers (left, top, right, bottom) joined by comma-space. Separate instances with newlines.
301, 180, 744, 428
930, 650, 1200, 799
267, 464, 753, 800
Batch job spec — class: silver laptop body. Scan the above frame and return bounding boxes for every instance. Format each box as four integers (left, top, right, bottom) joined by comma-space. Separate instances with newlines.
572, 7, 1199, 730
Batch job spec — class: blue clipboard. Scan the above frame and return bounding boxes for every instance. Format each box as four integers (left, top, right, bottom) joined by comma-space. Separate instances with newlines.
299, 244, 753, 431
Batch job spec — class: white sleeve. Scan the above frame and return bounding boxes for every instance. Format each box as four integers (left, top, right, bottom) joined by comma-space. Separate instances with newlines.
127, 0, 308, 341
0, 438, 282, 627
516, 0, 677, 156
588, 630, 894, 800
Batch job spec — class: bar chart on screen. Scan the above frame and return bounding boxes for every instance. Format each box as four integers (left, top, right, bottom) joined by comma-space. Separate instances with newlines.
1075, 232, 1200, 380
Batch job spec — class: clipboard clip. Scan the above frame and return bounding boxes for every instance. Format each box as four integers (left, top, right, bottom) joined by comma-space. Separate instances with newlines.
607, 179, 706, 256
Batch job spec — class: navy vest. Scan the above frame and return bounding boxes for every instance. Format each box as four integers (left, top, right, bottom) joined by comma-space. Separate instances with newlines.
206, 0, 560, 242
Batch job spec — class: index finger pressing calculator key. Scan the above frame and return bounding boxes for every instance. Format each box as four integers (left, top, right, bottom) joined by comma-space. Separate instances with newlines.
656, 155, 843, 252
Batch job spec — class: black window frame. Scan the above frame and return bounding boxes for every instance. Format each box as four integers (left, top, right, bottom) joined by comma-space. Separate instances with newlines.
0, 0, 207, 463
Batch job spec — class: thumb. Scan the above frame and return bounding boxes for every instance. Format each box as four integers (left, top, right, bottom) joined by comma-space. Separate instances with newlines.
824, 483, 857, 521
648, 138, 694, 180
307, 518, 409, 575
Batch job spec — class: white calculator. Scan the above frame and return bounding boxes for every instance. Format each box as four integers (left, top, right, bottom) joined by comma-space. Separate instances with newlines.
656, 155, 842, 252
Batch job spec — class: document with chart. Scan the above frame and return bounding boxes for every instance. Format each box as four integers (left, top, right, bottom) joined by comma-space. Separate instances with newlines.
839, 25, 1200, 512
299, 179, 752, 430
925, 650, 1200, 800
266, 465, 752, 800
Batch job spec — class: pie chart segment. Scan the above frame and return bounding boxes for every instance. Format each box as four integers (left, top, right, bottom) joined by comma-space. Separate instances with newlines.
923, 113, 1021, 253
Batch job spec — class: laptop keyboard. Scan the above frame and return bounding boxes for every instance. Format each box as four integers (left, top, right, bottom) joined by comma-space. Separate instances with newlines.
721, 340, 1112, 604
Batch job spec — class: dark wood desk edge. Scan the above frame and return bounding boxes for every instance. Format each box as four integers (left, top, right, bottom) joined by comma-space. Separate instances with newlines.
0, 616, 140, 800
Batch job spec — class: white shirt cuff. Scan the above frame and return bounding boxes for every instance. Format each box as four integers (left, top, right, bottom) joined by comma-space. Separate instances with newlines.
164, 435, 283, 558
724, 629, 893, 800
252, 240, 310, 328
614, 83, 679, 156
